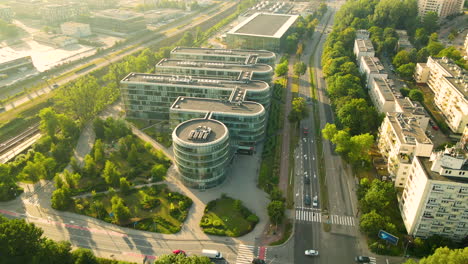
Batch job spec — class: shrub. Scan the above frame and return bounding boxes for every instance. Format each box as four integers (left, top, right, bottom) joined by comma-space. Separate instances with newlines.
247, 214, 259, 223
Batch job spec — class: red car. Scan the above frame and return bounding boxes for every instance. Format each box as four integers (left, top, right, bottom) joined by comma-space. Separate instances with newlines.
432, 125, 439, 131
303, 127, 309, 134
172, 249, 186, 255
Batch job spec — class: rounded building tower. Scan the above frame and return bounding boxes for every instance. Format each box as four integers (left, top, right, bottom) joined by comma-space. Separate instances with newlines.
172, 118, 231, 189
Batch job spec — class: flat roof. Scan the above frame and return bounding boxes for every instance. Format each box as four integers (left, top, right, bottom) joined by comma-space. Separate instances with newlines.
356, 39, 374, 52
94, 9, 143, 20
418, 156, 468, 184
387, 112, 432, 145
121, 73, 269, 91
171, 47, 275, 58
171, 96, 264, 116
156, 59, 272, 73
174, 118, 228, 144
396, 98, 428, 116
432, 57, 468, 99
228, 12, 298, 38
362, 56, 386, 73
373, 77, 395, 101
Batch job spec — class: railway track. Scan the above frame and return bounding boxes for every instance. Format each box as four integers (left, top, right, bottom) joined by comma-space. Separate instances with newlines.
0, 123, 40, 156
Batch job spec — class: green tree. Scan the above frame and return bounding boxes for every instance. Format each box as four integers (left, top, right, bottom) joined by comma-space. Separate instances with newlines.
393, 50, 411, 68
153, 253, 212, 264
285, 33, 299, 54
151, 164, 167, 181
422, 12, 439, 33
71, 248, 99, 264
58, 115, 79, 139
348, 133, 374, 164
275, 61, 288, 76
293, 61, 307, 76
409, 89, 424, 102
426, 41, 444, 56
93, 118, 106, 139
102, 160, 120, 186
37, 240, 73, 264
179, 32, 194, 46
337, 98, 379, 135
51, 187, 73, 210
111, 196, 131, 224
359, 210, 387, 236
397, 63, 416, 80
39, 107, 60, 138
408, 247, 468, 264
0, 217, 44, 263
437, 46, 462, 62
127, 143, 138, 166
288, 97, 308, 123
267, 200, 285, 225
119, 177, 131, 195
93, 139, 104, 165
83, 154, 97, 177
414, 28, 429, 48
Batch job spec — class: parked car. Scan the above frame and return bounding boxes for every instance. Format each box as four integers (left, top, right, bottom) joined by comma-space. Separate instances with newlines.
252, 258, 266, 264
305, 250, 319, 256
432, 125, 439, 131
355, 256, 371, 263
172, 249, 186, 255
202, 249, 223, 259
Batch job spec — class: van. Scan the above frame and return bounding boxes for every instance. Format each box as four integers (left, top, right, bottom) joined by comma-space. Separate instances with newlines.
202, 249, 223, 259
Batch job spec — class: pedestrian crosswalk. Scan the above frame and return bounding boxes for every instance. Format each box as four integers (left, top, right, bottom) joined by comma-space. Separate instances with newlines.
369, 257, 377, 264
295, 208, 356, 226
236, 244, 255, 264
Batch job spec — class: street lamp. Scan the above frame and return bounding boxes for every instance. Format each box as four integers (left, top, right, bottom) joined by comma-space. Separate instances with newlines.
403, 235, 414, 258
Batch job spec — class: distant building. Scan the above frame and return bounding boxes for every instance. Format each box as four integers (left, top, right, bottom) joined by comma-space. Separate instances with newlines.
40, 4, 88, 24
399, 144, 468, 241
170, 47, 276, 66
0, 5, 13, 22
354, 38, 375, 62
90, 9, 146, 34
417, 0, 465, 19
414, 57, 468, 133
378, 112, 433, 186
464, 33, 468, 55
12, 0, 42, 18
120, 73, 271, 119
155, 58, 274, 82
396, 30, 414, 52
226, 12, 299, 52
60, 22, 91, 38
0, 56, 35, 75
359, 56, 388, 88
84, 0, 118, 10
33, 32, 78, 47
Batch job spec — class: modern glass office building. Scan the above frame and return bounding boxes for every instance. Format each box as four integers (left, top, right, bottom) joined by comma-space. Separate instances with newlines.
172, 118, 232, 189
120, 73, 270, 120
170, 46, 276, 66
155, 58, 274, 82
169, 96, 266, 146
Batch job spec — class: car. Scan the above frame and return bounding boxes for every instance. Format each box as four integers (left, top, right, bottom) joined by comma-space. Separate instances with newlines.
304, 194, 311, 206
52, 84, 59, 89
172, 249, 186, 255
355, 256, 371, 263
304, 174, 310, 184
429, 120, 435, 126
251, 258, 266, 264
432, 125, 439, 131
305, 250, 319, 256
312, 196, 318, 207
303, 127, 309, 134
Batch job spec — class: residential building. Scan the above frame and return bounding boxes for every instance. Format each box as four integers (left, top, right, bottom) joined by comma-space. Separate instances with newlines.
359, 56, 388, 88
170, 47, 276, 66
414, 57, 468, 133
399, 145, 468, 241
0, 56, 35, 75
417, 0, 465, 19
60, 22, 92, 38
396, 30, 414, 51
378, 112, 433, 186
355, 29, 370, 40
120, 73, 270, 120
369, 76, 396, 113
226, 12, 299, 52
395, 98, 430, 130
170, 96, 266, 146
354, 38, 375, 62
40, 4, 88, 24
0, 5, 13, 22
155, 58, 274, 82
172, 118, 233, 189
90, 9, 146, 34
84, 0, 118, 9
464, 33, 468, 55
33, 32, 78, 47
12, 0, 42, 18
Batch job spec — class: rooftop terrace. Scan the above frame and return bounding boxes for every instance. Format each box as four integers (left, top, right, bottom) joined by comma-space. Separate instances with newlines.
174, 118, 228, 144
121, 73, 269, 91
356, 39, 374, 52
388, 112, 432, 145
228, 12, 298, 38
362, 56, 386, 73
373, 77, 396, 102
171, 96, 265, 116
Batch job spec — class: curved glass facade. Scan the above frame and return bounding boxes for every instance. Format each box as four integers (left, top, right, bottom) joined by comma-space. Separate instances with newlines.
172, 120, 231, 189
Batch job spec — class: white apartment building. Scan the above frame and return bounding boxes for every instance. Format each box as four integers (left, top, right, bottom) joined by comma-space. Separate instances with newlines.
359, 56, 388, 88
414, 57, 468, 133
399, 146, 468, 241
395, 98, 430, 130
464, 33, 468, 55
369, 76, 396, 113
378, 112, 433, 186
354, 38, 375, 62
417, 0, 465, 19
61, 22, 91, 38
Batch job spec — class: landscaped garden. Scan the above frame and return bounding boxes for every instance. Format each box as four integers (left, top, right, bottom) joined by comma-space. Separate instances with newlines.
200, 195, 259, 237
71, 184, 192, 234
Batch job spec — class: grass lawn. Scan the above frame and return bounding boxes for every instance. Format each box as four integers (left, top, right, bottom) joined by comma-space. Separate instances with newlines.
200, 195, 259, 237
72, 184, 192, 234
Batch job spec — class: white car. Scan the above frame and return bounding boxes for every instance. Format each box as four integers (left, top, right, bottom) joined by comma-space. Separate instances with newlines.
312, 196, 318, 207
305, 250, 319, 256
